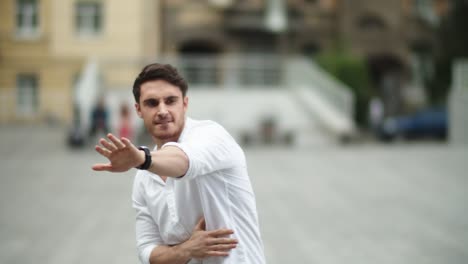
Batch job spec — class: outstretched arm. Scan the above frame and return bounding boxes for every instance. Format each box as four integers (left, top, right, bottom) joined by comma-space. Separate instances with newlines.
148, 218, 237, 264
92, 133, 188, 177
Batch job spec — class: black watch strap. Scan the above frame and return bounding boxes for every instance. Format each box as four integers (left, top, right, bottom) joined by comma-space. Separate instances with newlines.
136, 146, 152, 170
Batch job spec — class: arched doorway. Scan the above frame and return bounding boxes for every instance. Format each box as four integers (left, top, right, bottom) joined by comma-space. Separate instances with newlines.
178, 40, 223, 85
232, 29, 281, 86
179, 40, 222, 55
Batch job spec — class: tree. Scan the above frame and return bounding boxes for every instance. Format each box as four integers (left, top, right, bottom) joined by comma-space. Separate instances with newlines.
428, 0, 468, 104
316, 49, 372, 127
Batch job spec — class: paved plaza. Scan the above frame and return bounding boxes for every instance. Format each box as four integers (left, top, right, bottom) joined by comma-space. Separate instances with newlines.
1, 125, 467, 264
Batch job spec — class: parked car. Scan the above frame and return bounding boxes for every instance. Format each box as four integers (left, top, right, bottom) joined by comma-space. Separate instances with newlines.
378, 107, 448, 141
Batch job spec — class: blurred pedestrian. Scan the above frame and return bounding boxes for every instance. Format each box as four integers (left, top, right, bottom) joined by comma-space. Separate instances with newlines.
369, 96, 384, 137
89, 97, 109, 138
91, 63, 265, 264
118, 102, 134, 140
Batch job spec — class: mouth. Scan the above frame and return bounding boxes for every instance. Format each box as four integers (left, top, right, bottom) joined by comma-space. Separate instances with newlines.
154, 120, 173, 125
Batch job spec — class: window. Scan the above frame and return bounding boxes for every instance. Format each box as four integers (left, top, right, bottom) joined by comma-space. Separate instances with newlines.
75, 1, 102, 36
16, 0, 39, 37
357, 15, 387, 32
414, 0, 438, 25
16, 74, 39, 116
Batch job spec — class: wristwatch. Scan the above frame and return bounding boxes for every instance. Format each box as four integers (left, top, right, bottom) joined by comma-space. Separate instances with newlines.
136, 146, 152, 170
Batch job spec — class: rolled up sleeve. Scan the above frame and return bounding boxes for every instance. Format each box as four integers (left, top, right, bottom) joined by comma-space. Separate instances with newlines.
163, 124, 240, 182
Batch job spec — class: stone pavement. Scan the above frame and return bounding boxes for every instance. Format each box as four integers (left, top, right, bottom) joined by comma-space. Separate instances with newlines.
0, 125, 467, 264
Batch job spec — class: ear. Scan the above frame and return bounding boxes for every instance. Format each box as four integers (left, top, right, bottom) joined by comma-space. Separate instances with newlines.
183, 96, 189, 112
135, 103, 143, 118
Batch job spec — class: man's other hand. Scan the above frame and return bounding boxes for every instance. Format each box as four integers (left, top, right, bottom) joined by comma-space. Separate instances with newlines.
182, 218, 238, 259
92, 133, 144, 172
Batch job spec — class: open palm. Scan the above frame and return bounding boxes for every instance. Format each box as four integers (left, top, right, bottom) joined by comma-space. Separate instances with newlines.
92, 133, 144, 172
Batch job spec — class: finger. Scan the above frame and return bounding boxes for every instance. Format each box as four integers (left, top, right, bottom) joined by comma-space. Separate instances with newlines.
209, 237, 238, 245
108, 134, 126, 149
95, 145, 111, 158
208, 244, 237, 251
208, 228, 234, 237
195, 217, 206, 231
206, 251, 229, 257
92, 163, 113, 171
100, 138, 117, 151
121, 137, 133, 148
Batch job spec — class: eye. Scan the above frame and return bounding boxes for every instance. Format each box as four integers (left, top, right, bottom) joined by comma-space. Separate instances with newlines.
144, 99, 158, 107
165, 97, 177, 105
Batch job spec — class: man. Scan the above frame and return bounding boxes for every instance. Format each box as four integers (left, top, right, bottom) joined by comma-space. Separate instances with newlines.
92, 63, 265, 264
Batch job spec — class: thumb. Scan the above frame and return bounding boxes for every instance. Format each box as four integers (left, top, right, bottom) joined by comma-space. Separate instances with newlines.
194, 217, 206, 231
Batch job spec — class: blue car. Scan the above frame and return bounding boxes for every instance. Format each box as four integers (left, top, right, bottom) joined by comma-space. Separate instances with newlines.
379, 107, 448, 141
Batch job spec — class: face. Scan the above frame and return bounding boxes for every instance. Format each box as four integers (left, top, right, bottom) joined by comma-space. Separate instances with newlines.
135, 80, 188, 145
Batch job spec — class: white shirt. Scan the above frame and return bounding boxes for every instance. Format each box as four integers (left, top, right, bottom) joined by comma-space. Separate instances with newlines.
132, 117, 265, 264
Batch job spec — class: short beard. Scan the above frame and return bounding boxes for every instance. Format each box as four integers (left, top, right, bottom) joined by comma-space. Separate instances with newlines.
149, 118, 185, 146
150, 127, 181, 145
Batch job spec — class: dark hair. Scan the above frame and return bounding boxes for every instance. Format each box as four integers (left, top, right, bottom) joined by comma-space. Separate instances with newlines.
132, 63, 188, 103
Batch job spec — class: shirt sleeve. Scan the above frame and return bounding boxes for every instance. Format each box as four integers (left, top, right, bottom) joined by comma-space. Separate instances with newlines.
132, 174, 163, 264
163, 123, 242, 181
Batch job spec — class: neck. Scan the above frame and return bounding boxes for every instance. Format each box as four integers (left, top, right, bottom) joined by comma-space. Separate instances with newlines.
153, 136, 177, 149
152, 127, 183, 149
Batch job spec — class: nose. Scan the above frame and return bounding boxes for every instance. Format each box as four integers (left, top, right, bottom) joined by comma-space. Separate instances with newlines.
158, 104, 168, 118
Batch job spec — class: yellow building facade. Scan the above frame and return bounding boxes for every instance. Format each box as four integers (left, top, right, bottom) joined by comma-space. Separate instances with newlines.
0, 0, 160, 124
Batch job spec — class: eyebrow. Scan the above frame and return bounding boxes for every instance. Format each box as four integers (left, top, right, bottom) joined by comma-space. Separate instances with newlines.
165, 96, 179, 101
142, 95, 179, 103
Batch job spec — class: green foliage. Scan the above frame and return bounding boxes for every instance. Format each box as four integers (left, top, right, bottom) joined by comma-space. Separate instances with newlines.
316, 50, 372, 127
427, 0, 468, 104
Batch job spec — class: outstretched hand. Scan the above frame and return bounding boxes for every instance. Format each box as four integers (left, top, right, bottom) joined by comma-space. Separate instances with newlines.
92, 133, 144, 172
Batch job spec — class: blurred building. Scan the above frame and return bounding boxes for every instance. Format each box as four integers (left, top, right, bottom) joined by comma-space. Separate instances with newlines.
0, 0, 449, 125
160, 0, 449, 115
0, 0, 159, 124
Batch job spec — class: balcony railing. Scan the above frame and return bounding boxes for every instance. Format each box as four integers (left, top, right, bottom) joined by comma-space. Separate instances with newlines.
148, 55, 285, 88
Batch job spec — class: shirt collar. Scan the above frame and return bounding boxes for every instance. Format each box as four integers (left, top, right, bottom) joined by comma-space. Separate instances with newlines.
146, 116, 193, 185
177, 116, 193, 143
